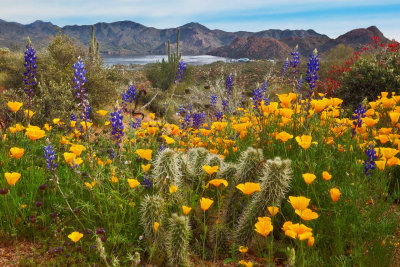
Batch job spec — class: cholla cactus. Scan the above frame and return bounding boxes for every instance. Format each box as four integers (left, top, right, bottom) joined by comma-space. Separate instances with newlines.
234, 157, 292, 244
234, 147, 264, 183
222, 147, 264, 228
218, 163, 237, 183
184, 148, 211, 187
187, 148, 210, 177
205, 154, 222, 168
166, 213, 191, 267
140, 195, 165, 241
208, 220, 231, 255
152, 148, 183, 193
288, 247, 296, 266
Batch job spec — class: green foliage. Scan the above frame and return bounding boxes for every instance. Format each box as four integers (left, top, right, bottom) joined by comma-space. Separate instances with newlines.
319, 44, 354, 80
146, 59, 177, 91
0, 51, 25, 90
0, 31, 120, 124
334, 45, 400, 108
146, 29, 182, 91
46, 32, 84, 80
1, 38, 400, 266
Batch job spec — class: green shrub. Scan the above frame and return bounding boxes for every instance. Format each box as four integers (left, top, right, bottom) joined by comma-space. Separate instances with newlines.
333, 42, 400, 108
1, 32, 121, 123
146, 60, 177, 91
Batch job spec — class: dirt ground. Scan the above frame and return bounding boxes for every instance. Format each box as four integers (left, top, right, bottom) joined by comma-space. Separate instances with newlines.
0, 240, 42, 266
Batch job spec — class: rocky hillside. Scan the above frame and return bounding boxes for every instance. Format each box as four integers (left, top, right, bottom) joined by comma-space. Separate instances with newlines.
209, 26, 390, 59
0, 19, 326, 55
319, 26, 389, 52
0, 19, 391, 58
208, 37, 291, 59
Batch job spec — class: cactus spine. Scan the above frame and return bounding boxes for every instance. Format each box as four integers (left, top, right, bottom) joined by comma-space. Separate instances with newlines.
234, 157, 292, 244
166, 213, 191, 267
218, 163, 237, 184
152, 148, 183, 194
205, 153, 222, 169
222, 147, 264, 228
186, 148, 210, 181
140, 195, 165, 242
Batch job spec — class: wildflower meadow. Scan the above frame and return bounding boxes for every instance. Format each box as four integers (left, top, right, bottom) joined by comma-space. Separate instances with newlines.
0, 35, 400, 266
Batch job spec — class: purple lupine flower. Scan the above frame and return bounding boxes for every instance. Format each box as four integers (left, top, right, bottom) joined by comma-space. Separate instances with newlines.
70, 114, 77, 122
222, 100, 228, 112
352, 104, 366, 138
178, 105, 185, 117
109, 148, 115, 160
252, 87, 263, 111
305, 49, 319, 98
131, 117, 142, 129
281, 58, 289, 77
72, 57, 90, 122
43, 143, 57, 173
82, 106, 91, 122
263, 97, 270, 106
192, 112, 206, 129
162, 102, 167, 114
122, 84, 136, 104
210, 94, 217, 108
225, 74, 233, 98
158, 142, 166, 152
141, 175, 152, 189
23, 38, 37, 108
261, 81, 268, 93
363, 145, 377, 176
186, 103, 192, 113
216, 111, 224, 122
290, 45, 300, 78
110, 108, 124, 147
181, 113, 191, 129
174, 60, 186, 85
297, 76, 303, 93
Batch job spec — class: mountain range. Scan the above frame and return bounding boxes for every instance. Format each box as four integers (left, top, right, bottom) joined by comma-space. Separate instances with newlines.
0, 19, 390, 59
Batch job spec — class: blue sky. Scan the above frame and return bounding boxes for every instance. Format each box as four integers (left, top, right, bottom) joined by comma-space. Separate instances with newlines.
1, 0, 399, 40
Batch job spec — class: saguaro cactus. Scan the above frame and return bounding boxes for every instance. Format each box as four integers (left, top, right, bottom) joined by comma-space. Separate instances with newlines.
89, 25, 100, 61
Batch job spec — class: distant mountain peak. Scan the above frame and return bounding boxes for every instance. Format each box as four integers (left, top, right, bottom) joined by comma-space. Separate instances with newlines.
28, 20, 52, 25
181, 22, 210, 30
0, 19, 390, 58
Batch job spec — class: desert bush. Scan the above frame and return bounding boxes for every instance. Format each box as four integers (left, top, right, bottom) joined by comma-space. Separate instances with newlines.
336, 54, 400, 108
1, 33, 121, 123
320, 38, 400, 108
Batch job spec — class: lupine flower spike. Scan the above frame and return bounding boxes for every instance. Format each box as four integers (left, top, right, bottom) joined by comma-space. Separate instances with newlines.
72, 57, 91, 126
175, 60, 186, 85
23, 38, 37, 113
305, 49, 319, 98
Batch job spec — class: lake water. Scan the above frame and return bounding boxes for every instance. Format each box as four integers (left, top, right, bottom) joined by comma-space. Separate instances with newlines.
103, 55, 229, 67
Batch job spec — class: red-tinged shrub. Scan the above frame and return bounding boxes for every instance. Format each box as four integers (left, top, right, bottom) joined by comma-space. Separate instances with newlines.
318, 37, 400, 108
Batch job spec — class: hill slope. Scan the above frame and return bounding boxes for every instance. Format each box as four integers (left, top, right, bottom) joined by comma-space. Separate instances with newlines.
0, 19, 390, 58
